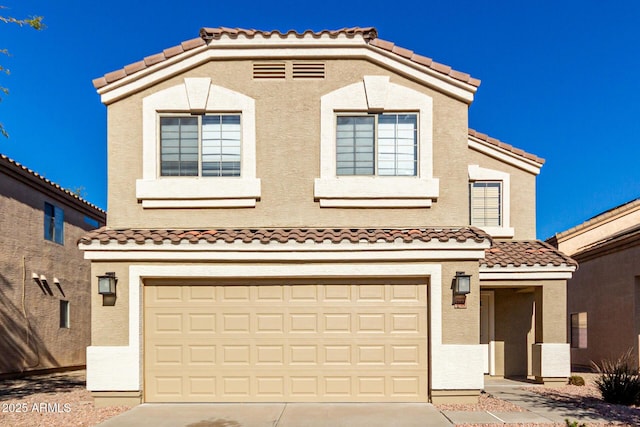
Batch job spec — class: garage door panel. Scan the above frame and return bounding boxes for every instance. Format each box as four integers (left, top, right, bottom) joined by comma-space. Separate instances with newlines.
145, 281, 428, 402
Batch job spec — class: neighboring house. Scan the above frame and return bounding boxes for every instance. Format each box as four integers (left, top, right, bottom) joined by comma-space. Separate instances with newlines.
0, 154, 106, 377
79, 27, 576, 406
549, 198, 640, 370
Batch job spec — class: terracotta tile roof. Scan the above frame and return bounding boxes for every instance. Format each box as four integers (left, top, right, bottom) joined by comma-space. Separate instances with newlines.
93, 26, 480, 89
481, 240, 577, 268
78, 227, 490, 245
0, 153, 106, 215
468, 129, 545, 165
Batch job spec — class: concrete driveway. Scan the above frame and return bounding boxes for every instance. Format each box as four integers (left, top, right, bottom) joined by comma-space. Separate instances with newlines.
95, 402, 453, 427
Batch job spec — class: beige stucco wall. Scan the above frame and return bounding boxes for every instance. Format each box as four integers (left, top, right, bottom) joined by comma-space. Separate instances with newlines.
90, 262, 130, 346
467, 150, 537, 240
569, 245, 640, 368
441, 261, 479, 345
90, 259, 480, 348
105, 58, 472, 229
0, 170, 104, 374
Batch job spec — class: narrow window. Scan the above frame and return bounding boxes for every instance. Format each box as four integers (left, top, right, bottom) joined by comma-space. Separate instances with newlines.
44, 202, 64, 244
470, 182, 502, 227
60, 300, 70, 328
570, 312, 587, 349
336, 113, 417, 176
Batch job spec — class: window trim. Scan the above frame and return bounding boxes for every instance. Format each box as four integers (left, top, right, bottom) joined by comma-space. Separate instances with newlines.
315, 76, 439, 208
468, 165, 514, 238
136, 78, 260, 208
335, 112, 418, 177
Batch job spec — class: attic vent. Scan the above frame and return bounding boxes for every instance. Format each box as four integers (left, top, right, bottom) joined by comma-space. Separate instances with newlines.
292, 62, 325, 79
253, 62, 286, 79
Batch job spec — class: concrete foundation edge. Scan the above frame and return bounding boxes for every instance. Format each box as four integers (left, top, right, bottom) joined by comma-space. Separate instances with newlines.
430, 389, 480, 404
92, 391, 142, 407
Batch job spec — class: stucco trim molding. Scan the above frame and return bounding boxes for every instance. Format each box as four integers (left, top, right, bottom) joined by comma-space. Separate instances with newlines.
479, 265, 576, 281
98, 45, 477, 105
137, 78, 260, 208
468, 165, 514, 238
84, 262, 485, 395
315, 76, 439, 208
468, 136, 542, 175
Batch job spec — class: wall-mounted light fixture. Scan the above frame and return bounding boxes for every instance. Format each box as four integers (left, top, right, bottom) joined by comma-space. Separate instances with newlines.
454, 271, 471, 295
97, 272, 117, 295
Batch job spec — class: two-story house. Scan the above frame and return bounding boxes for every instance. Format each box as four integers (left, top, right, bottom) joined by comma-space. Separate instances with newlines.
79, 27, 576, 406
0, 154, 106, 376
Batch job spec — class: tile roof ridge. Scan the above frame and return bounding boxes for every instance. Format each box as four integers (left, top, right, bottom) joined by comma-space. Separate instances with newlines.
0, 153, 105, 214
93, 26, 478, 90
78, 226, 492, 246
468, 128, 545, 164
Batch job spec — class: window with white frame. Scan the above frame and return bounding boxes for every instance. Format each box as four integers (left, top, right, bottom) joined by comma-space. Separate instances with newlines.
314, 76, 439, 208
336, 114, 417, 176
470, 181, 502, 227
467, 165, 513, 238
160, 115, 241, 177
570, 312, 587, 349
136, 78, 260, 208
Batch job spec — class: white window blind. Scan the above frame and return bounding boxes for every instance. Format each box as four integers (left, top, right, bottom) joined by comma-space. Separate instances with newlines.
160, 115, 241, 177
470, 182, 501, 226
336, 113, 417, 176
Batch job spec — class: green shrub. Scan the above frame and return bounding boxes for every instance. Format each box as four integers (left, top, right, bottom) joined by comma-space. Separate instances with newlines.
568, 375, 585, 386
592, 349, 640, 405
565, 419, 586, 427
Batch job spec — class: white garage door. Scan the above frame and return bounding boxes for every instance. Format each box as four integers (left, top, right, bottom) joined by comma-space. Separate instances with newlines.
144, 279, 428, 402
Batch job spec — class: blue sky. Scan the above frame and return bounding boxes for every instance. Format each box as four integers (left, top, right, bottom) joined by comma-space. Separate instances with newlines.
1, 0, 638, 239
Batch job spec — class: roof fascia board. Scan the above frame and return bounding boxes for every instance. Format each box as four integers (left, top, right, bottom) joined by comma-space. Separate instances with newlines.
554, 201, 640, 243
81, 248, 488, 262
572, 229, 640, 262
98, 46, 476, 105
79, 238, 491, 252
468, 136, 542, 175
1, 159, 105, 219
479, 267, 575, 280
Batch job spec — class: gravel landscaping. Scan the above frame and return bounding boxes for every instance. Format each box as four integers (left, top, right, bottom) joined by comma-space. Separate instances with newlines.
434, 373, 640, 426
3, 370, 640, 426
0, 370, 129, 427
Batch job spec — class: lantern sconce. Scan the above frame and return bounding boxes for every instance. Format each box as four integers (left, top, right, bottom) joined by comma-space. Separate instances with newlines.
97, 272, 117, 296
453, 271, 471, 307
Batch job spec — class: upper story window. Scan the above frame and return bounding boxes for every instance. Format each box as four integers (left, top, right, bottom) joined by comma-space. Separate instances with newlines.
315, 76, 439, 208
44, 202, 64, 244
470, 181, 501, 227
336, 114, 417, 176
136, 78, 260, 208
468, 165, 513, 238
160, 115, 241, 177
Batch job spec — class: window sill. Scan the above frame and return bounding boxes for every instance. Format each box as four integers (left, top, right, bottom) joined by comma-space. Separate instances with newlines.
136, 178, 261, 208
473, 226, 515, 238
314, 177, 439, 208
